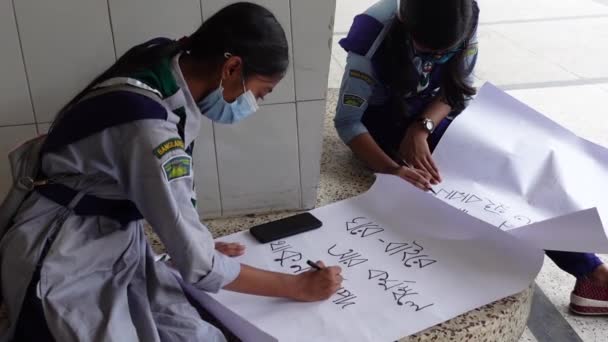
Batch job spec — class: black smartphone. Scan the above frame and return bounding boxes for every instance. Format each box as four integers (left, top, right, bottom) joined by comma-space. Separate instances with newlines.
249, 213, 323, 243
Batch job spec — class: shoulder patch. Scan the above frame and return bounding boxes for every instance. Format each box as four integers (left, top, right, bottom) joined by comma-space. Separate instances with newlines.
343, 94, 366, 108
339, 14, 384, 56
349, 70, 375, 86
162, 155, 192, 182
154, 138, 185, 159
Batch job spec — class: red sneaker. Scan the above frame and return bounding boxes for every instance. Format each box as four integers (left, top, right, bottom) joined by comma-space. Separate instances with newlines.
570, 278, 608, 316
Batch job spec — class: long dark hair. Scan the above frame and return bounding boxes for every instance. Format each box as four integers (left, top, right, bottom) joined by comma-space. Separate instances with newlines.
51, 2, 288, 129
380, 0, 477, 113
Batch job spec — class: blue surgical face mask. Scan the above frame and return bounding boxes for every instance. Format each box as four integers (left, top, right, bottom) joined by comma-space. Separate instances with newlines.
198, 77, 260, 124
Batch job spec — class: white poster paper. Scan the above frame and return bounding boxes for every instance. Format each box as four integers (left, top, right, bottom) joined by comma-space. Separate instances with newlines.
509, 208, 608, 253
432, 83, 608, 252
181, 83, 608, 341
198, 175, 544, 342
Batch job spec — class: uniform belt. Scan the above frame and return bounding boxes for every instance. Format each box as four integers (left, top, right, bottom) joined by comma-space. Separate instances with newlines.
36, 183, 143, 225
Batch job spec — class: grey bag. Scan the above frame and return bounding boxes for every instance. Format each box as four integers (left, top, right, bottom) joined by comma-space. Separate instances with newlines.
0, 135, 47, 240
0, 80, 167, 241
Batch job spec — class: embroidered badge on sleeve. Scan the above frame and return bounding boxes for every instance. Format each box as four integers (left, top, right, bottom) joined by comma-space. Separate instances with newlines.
343, 94, 366, 108
162, 155, 192, 182
153, 138, 185, 159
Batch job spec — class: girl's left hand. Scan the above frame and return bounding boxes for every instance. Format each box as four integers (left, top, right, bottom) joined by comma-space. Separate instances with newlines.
215, 242, 246, 257
399, 125, 442, 184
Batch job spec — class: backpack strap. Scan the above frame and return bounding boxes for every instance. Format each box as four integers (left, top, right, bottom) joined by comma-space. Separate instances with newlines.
42, 82, 171, 154
36, 183, 143, 225
38, 81, 174, 224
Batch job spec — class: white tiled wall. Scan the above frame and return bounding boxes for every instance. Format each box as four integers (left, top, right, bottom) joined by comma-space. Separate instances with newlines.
0, 0, 34, 126
36, 122, 51, 135
297, 100, 327, 208
109, 0, 202, 56
193, 118, 222, 217
291, 0, 336, 101
214, 103, 301, 215
0, 0, 335, 217
14, 0, 116, 123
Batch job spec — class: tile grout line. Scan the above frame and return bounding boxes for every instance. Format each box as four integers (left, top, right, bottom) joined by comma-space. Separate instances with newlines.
198, 0, 223, 216
287, 0, 304, 208
211, 122, 224, 217
0, 123, 41, 129
105, 0, 118, 61
11, 0, 38, 130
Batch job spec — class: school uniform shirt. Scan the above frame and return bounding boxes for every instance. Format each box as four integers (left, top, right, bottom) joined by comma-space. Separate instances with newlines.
334, 0, 479, 144
0, 52, 239, 342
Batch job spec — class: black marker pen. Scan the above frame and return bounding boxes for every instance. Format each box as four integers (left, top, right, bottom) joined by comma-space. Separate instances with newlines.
306, 259, 322, 271
307, 260, 347, 280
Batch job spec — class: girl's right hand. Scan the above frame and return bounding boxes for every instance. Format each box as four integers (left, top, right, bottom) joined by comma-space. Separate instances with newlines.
291, 261, 343, 302
391, 166, 433, 191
